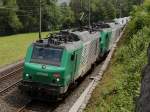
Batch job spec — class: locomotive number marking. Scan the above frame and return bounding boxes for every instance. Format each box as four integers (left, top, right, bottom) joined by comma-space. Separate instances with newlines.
36, 72, 48, 77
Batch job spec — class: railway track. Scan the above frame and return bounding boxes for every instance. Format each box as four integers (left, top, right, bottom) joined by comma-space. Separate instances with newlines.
16, 102, 31, 112
0, 79, 22, 96
16, 100, 59, 112
0, 60, 23, 77
0, 66, 23, 81
0, 61, 23, 96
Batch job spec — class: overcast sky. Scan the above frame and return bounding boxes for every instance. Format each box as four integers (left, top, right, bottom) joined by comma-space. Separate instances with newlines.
58, 0, 70, 4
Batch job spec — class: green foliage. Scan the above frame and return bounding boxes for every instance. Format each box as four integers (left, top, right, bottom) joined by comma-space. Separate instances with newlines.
70, 0, 116, 24
0, 0, 75, 35
85, 24, 150, 112
91, 0, 116, 21
60, 3, 75, 29
16, 0, 62, 32
0, 0, 22, 35
127, 0, 150, 37
70, 0, 139, 25
0, 0, 141, 35
16, 0, 40, 32
109, 27, 149, 112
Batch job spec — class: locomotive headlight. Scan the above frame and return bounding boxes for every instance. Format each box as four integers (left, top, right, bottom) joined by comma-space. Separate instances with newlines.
25, 73, 32, 80
25, 74, 29, 77
53, 73, 60, 82
56, 78, 60, 82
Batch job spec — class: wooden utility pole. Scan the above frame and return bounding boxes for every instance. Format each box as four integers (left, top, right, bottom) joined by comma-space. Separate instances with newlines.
115, 0, 117, 18
39, 0, 42, 40
88, 0, 91, 28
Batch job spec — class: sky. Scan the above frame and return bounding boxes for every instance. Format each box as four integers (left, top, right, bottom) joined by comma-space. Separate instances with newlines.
58, 0, 70, 4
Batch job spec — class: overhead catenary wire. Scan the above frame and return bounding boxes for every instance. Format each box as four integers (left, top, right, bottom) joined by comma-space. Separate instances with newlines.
0, 5, 43, 17
0, 7, 38, 17
0, 6, 32, 13
115, 0, 117, 18
1, 6, 40, 8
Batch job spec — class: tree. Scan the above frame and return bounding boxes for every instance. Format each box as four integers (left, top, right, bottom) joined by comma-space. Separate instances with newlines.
70, 0, 116, 25
17, 0, 40, 32
60, 3, 75, 29
17, 0, 62, 32
0, 0, 143, 35
92, 0, 115, 20
0, 0, 22, 35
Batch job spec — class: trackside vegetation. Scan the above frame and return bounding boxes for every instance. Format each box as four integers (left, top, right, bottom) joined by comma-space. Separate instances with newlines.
0, 0, 142, 36
84, 0, 150, 112
0, 32, 49, 67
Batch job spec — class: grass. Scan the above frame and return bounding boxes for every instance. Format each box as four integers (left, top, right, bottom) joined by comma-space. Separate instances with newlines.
84, 51, 123, 112
0, 32, 50, 67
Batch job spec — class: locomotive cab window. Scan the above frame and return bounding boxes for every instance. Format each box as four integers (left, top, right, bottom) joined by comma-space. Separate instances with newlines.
30, 45, 63, 66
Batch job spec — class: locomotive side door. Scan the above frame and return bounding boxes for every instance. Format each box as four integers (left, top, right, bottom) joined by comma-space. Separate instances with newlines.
71, 50, 80, 82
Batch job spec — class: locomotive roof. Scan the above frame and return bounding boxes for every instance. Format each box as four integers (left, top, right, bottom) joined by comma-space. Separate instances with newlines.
107, 22, 123, 30
34, 39, 82, 51
34, 29, 100, 51
34, 31, 83, 51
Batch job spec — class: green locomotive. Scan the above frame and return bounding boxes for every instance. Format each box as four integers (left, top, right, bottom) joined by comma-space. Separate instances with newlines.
19, 22, 123, 100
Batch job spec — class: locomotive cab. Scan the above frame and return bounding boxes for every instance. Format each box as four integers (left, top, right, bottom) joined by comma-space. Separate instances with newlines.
23, 44, 65, 85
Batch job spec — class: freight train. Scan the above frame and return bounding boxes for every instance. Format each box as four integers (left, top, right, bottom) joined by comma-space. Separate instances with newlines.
19, 17, 128, 100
